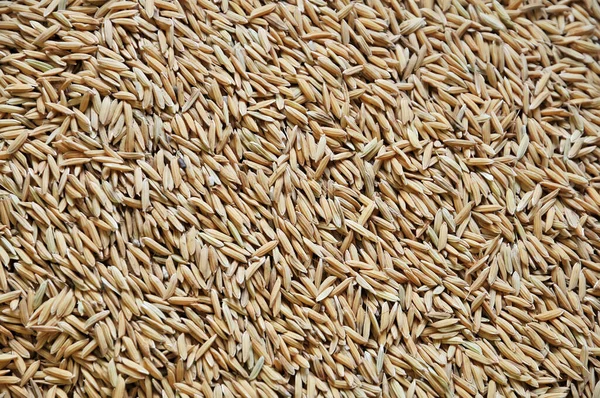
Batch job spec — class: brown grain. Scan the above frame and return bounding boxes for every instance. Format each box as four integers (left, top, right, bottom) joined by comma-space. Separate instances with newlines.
0, 0, 598, 397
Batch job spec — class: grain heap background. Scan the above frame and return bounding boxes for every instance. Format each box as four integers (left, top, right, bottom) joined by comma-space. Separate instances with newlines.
0, 0, 599, 396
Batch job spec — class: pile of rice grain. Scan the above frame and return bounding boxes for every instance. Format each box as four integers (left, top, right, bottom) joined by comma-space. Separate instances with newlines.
0, 0, 599, 396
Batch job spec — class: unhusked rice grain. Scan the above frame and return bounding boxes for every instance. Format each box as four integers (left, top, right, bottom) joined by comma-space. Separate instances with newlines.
0, 0, 599, 396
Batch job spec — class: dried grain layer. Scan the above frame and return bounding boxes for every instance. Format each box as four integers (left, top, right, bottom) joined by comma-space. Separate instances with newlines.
0, 0, 599, 397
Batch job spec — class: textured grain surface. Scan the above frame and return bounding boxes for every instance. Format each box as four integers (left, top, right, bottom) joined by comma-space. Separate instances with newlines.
0, 0, 599, 397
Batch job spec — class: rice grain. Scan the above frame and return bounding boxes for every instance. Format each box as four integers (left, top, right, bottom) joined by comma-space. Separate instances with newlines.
0, 0, 598, 396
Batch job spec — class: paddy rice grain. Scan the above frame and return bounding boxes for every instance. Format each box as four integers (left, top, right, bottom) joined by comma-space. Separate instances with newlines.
0, 0, 599, 397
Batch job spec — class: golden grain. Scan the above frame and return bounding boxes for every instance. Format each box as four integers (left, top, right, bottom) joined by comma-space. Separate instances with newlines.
0, 0, 597, 396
